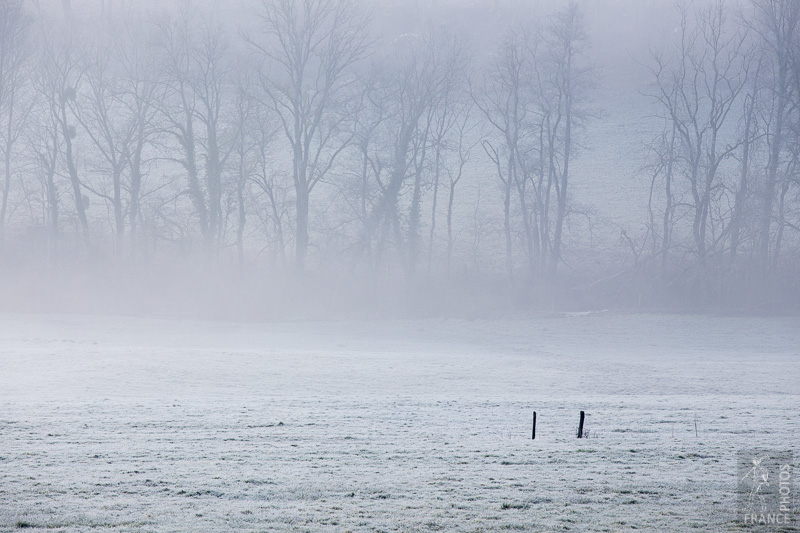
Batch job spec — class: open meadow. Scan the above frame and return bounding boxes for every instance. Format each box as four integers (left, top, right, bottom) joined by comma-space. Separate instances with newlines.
0, 312, 798, 531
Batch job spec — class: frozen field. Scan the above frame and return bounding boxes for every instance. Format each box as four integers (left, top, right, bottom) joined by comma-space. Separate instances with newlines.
0, 312, 798, 532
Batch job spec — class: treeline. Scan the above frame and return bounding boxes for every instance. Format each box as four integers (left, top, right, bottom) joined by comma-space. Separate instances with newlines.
0, 0, 798, 316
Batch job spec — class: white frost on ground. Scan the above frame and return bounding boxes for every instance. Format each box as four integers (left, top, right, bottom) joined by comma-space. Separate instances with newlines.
0, 313, 798, 531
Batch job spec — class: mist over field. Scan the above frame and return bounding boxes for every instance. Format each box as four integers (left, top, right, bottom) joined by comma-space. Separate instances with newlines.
1, 1, 799, 532
0, 0, 797, 317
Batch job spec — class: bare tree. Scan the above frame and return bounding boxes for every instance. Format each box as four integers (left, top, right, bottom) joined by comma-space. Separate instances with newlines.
73, 22, 133, 252
729, 57, 763, 265
444, 103, 475, 277
250, 122, 290, 269
544, 1, 590, 279
231, 77, 255, 271
747, 0, 800, 270
649, 2, 751, 271
248, 0, 371, 272
25, 102, 61, 249
156, 8, 239, 256
476, 3, 590, 288
228, 66, 278, 271
424, 47, 472, 278
475, 29, 531, 282
0, 0, 32, 247
117, 19, 163, 255
359, 28, 468, 277
346, 72, 387, 269
34, 19, 89, 243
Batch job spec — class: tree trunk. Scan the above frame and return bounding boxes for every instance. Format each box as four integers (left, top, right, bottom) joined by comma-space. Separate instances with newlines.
295, 186, 309, 272
446, 180, 456, 277
503, 177, 513, 282
61, 106, 89, 241
730, 93, 754, 265
662, 123, 676, 277
760, 56, 788, 270
427, 146, 441, 278
551, 96, 571, 279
